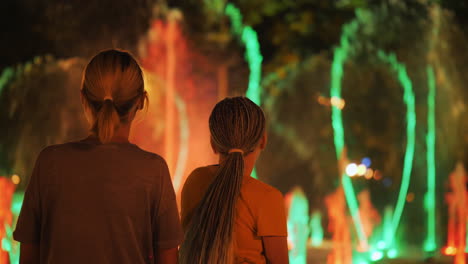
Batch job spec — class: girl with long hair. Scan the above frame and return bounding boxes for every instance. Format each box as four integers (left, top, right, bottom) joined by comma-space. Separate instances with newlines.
14, 49, 182, 264
180, 97, 289, 264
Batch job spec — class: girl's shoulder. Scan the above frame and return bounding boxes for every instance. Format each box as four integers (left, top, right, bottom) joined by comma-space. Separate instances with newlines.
245, 177, 282, 195
243, 177, 284, 203
189, 165, 218, 177
243, 178, 287, 232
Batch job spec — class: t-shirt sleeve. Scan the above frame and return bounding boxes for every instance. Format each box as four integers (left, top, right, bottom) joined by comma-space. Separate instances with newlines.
257, 189, 288, 237
153, 158, 183, 249
13, 150, 45, 243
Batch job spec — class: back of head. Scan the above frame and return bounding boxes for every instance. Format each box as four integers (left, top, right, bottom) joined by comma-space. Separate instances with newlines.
180, 97, 265, 264
81, 49, 147, 143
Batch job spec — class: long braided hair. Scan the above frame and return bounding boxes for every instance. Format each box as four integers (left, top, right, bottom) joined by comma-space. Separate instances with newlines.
180, 97, 266, 264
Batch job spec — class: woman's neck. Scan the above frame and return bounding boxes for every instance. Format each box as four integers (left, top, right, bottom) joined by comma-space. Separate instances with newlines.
112, 124, 132, 143
90, 123, 132, 143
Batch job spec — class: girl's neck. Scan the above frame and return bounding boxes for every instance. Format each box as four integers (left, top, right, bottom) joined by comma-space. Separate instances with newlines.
218, 148, 260, 178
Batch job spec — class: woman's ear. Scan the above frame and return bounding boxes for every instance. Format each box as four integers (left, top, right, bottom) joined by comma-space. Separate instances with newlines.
80, 90, 94, 125
80, 90, 86, 106
210, 137, 218, 154
259, 132, 268, 150
138, 91, 147, 110
138, 99, 143, 110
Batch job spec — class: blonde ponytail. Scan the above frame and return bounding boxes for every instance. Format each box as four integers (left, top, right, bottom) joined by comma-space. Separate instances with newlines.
96, 99, 120, 143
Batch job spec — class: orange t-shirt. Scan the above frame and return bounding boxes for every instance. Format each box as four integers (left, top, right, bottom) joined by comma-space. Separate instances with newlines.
181, 165, 287, 264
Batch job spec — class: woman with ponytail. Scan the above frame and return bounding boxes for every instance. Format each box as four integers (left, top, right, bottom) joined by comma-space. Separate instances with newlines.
14, 49, 182, 264
180, 97, 289, 264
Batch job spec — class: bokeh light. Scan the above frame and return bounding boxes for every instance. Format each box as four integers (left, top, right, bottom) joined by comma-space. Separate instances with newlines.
357, 164, 367, 176
370, 251, 383, 261
346, 163, 358, 177
11, 175, 20, 185
361, 157, 372, 167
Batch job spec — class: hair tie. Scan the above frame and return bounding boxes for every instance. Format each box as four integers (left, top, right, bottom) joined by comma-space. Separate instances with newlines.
228, 148, 244, 154
103, 95, 113, 101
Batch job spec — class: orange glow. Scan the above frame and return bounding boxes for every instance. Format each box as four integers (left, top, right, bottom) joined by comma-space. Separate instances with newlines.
444, 163, 467, 264
325, 187, 352, 264
317, 95, 345, 110
317, 95, 329, 106
373, 170, 382, 180
164, 12, 178, 172
406, 193, 415, 202
11, 174, 20, 185
330, 96, 346, 110
443, 246, 457, 256
0, 177, 16, 262
358, 189, 380, 251
133, 15, 219, 200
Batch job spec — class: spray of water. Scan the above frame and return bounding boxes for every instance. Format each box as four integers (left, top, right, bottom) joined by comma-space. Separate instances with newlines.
330, 9, 418, 258
424, 5, 441, 252
285, 187, 309, 264
310, 211, 324, 247
329, 17, 368, 250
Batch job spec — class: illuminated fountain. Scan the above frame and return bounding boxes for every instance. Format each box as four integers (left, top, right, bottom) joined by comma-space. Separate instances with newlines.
133, 4, 264, 191
444, 162, 467, 263
135, 10, 202, 194
285, 187, 310, 264
357, 189, 381, 250
269, 2, 468, 263
310, 210, 324, 248
325, 186, 352, 264
0, 178, 15, 263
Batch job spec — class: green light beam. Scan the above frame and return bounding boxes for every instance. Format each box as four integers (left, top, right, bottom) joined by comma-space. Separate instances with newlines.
0, 67, 14, 95
383, 206, 394, 249
310, 211, 324, 246
225, 3, 263, 105
424, 65, 437, 252
329, 19, 368, 247
287, 188, 309, 264
225, 3, 263, 179
377, 51, 416, 243
330, 15, 417, 252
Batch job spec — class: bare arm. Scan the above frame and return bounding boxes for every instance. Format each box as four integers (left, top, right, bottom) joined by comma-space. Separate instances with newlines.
19, 243, 40, 264
155, 247, 178, 264
262, 236, 289, 264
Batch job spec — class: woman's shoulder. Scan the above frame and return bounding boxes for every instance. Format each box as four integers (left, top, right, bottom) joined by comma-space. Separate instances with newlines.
129, 144, 166, 163
34, 143, 69, 161
43, 140, 168, 167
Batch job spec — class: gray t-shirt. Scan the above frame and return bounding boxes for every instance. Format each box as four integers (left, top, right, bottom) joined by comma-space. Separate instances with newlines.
14, 138, 183, 264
